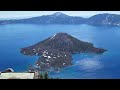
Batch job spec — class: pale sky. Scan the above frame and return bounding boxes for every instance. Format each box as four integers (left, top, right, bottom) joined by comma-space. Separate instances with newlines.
0, 11, 120, 19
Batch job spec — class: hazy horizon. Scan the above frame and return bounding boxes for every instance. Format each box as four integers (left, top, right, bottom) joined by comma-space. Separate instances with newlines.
0, 11, 120, 19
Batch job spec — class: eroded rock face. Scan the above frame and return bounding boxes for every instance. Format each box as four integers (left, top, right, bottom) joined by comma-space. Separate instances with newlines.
20, 33, 107, 71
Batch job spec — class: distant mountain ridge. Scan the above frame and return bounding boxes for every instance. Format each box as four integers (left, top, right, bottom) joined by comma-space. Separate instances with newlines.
1, 12, 120, 26
86, 13, 120, 26
0, 12, 86, 24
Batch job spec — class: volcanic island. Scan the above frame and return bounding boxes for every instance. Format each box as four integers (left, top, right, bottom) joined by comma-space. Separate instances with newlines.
20, 33, 107, 71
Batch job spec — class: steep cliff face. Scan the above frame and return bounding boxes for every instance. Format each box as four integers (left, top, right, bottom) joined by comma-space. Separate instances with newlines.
20, 33, 106, 70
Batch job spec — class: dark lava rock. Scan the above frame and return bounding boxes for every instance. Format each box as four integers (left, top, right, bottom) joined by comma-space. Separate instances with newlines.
20, 32, 107, 70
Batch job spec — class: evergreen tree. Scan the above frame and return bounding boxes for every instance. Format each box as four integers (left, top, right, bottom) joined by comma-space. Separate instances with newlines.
44, 72, 49, 79
39, 74, 43, 79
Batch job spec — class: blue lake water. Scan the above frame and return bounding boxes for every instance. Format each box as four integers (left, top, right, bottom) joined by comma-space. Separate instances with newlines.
0, 24, 120, 79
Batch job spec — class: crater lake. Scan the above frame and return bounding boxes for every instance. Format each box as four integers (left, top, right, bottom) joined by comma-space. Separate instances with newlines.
0, 24, 120, 79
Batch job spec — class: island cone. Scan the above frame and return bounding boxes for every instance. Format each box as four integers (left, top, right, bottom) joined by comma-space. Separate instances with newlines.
21, 33, 106, 70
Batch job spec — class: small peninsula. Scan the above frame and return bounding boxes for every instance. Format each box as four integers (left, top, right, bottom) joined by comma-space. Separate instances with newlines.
20, 33, 107, 71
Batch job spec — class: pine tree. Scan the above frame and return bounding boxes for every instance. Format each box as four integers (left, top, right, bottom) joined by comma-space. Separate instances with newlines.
44, 72, 49, 79
39, 74, 43, 79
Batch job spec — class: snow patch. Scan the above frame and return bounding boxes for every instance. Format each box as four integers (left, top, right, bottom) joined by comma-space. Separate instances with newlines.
106, 15, 109, 20
43, 51, 47, 54
36, 53, 38, 55
63, 63, 65, 65
51, 34, 56, 39
48, 56, 51, 59
43, 54, 47, 57
54, 12, 62, 16
46, 59, 49, 61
